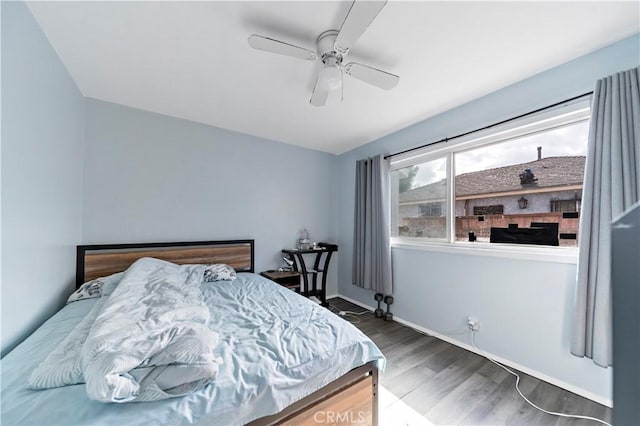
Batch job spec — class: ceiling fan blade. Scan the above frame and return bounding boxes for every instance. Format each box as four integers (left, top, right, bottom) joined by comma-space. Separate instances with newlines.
344, 62, 399, 90
310, 73, 331, 107
248, 34, 317, 61
334, 0, 387, 55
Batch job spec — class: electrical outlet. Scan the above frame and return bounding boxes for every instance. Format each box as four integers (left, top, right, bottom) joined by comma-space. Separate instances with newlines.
467, 316, 480, 331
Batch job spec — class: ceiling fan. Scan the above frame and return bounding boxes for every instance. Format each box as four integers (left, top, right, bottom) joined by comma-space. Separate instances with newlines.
248, 0, 399, 107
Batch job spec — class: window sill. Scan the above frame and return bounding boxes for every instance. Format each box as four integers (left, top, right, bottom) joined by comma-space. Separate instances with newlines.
391, 238, 578, 264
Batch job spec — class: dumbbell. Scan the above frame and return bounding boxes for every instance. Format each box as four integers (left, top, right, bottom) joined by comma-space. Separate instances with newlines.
384, 295, 394, 322
374, 293, 384, 318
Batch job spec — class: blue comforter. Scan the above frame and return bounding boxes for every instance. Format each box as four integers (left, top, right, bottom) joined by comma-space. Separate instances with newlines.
1, 273, 385, 425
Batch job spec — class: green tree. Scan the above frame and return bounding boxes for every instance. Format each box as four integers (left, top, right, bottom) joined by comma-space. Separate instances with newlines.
399, 166, 418, 192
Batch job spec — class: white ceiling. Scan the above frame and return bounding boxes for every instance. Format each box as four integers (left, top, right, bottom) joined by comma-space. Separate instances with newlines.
27, 1, 639, 154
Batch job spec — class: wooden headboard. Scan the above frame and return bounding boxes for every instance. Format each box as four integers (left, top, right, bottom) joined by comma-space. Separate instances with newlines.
76, 240, 254, 288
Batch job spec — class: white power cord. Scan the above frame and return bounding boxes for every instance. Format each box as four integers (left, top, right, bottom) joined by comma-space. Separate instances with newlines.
327, 305, 369, 324
338, 310, 369, 316
337, 310, 369, 324
342, 314, 361, 323
470, 331, 612, 426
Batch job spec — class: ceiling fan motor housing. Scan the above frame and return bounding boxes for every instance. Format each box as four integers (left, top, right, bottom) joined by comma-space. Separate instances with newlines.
317, 30, 342, 64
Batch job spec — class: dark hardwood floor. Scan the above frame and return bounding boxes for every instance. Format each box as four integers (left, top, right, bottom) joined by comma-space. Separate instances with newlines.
328, 297, 612, 426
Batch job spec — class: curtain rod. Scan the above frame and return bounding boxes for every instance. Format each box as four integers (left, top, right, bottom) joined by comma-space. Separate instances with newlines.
384, 91, 594, 160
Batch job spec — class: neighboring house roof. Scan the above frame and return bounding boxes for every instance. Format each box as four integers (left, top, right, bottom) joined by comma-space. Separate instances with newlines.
400, 179, 446, 203
400, 156, 585, 203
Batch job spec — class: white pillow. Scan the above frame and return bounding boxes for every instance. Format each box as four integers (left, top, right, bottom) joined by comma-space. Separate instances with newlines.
67, 272, 125, 303
202, 264, 236, 282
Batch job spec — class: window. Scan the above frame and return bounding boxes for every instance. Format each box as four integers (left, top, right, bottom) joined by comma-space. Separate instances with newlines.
550, 197, 581, 213
390, 99, 590, 248
419, 203, 442, 217
391, 157, 447, 239
473, 205, 504, 215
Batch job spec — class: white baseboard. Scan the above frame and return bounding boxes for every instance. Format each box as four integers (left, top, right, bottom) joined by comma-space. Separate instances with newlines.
335, 294, 613, 408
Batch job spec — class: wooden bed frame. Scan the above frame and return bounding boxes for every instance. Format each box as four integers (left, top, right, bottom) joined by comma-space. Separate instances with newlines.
76, 240, 379, 426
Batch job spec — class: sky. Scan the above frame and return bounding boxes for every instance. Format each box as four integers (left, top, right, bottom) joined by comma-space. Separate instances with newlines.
405, 120, 589, 189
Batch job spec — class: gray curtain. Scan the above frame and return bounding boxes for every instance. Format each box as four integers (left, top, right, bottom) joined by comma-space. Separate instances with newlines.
353, 154, 393, 295
571, 67, 640, 367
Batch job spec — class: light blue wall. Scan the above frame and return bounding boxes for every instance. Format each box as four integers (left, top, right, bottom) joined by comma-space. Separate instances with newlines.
82, 99, 338, 292
1, 2, 85, 356
335, 34, 640, 403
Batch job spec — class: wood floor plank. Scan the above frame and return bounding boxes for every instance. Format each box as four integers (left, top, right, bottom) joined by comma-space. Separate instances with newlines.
381, 397, 433, 426
413, 338, 471, 374
475, 358, 512, 384
383, 334, 435, 364
384, 339, 450, 380
426, 372, 500, 425
381, 361, 437, 400
504, 378, 571, 425
554, 387, 612, 426
458, 373, 524, 425
400, 350, 487, 415
373, 326, 420, 351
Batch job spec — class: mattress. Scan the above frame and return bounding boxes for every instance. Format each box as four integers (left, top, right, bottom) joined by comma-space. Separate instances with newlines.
1, 273, 385, 425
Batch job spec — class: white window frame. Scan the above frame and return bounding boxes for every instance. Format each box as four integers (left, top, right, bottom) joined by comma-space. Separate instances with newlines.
389, 97, 591, 264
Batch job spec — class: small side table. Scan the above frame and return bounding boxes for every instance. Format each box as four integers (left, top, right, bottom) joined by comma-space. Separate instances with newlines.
261, 270, 302, 292
282, 243, 338, 307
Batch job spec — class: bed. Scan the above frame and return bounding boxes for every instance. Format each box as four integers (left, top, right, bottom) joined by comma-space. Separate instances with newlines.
1, 240, 384, 425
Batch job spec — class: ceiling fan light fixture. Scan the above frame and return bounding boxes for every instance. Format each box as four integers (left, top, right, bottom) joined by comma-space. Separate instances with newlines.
319, 64, 342, 91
